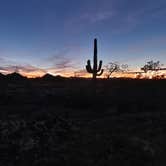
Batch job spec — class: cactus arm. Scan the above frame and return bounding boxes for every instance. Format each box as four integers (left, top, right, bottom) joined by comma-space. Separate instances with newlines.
97, 60, 102, 72
86, 60, 93, 73
87, 59, 91, 67
86, 65, 93, 73
97, 69, 104, 76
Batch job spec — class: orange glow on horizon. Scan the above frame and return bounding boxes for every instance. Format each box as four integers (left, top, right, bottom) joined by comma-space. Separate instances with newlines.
15, 71, 166, 79
21, 71, 46, 78
1, 69, 166, 79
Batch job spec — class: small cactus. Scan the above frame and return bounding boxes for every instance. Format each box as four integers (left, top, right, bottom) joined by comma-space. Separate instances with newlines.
86, 38, 104, 80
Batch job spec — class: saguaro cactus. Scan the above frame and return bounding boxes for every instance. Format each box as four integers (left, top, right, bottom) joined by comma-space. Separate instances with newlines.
86, 38, 104, 79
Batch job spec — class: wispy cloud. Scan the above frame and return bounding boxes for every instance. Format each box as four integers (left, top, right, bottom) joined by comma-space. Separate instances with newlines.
113, 3, 166, 33
45, 45, 86, 72
66, 1, 166, 35
74, 69, 89, 77
0, 59, 46, 77
55, 59, 75, 69
0, 57, 19, 66
0, 64, 45, 73
80, 11, 114, 23
127, 36, 166, 54
45, 58, 78, 76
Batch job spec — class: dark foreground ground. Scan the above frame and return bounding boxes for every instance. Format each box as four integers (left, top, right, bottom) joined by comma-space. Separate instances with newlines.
0, 76, 166, 166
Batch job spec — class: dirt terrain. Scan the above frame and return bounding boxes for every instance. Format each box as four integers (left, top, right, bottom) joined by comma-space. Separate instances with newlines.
0, 76, 166, 165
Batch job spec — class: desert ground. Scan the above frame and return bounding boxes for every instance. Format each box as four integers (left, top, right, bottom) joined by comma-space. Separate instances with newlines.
0, 74, 166, 166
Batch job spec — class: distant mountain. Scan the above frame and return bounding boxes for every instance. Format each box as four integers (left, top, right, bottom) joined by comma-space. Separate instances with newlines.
6, 72, 26, 80
42, 73, 56, 80
0, 73, 5, 79
54, 75, 66, 80
41, 74, 66, 81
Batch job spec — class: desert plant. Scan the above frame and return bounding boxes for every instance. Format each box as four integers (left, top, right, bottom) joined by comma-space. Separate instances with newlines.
104, 62, 128, 78
141, 60, 162, 73
86, 38, 104, 80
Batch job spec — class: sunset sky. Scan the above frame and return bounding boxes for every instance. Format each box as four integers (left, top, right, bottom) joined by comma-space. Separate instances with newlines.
0, 0, 166, 77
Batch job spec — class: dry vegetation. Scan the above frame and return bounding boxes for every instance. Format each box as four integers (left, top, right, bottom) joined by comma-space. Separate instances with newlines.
0, 76, 166, 165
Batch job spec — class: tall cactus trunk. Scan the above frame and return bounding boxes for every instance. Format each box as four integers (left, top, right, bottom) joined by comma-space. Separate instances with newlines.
93, 39, 97, 80
86, 38, 104, 81
93, 73, 96, 80
86, 38, 104, 100
94, 39, 97, 73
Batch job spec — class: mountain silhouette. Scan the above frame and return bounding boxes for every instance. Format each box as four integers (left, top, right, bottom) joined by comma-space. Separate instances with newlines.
6, 72, 26, 81
41, 74, 65, 81
54, 75, 66, 80
42, 73, 56, 80
0, 73, 5, 79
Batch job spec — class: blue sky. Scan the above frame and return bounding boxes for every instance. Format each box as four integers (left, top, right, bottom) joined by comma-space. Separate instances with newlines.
0, 0, 166, 76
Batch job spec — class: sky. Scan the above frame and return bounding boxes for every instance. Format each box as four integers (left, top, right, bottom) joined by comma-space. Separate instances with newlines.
0, 0, 166, 77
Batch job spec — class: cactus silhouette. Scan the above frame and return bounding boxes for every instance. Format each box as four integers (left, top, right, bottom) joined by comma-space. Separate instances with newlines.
86, 38, 104, 80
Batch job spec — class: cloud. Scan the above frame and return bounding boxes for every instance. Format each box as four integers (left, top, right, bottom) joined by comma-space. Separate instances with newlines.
114, 3, 166, 33
127, 36, 166, 54
1, 65, 44, 73
55, 59, 76, 69
45, 59, 77, 77
46, 53, 77, 72
45, 53, 77, 76
45, 45, 86, 71
46, 48, 70, 62
46, 68, 74, 77
65, 1, 166, 35
19, 65, 46, 73
0, 57, 18, 65
74, 69, 89, 77
80, 11, 114, 23
0, 64, 46, 77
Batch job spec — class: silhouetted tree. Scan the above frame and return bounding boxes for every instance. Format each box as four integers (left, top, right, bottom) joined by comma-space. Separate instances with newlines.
105, 62, 128, 78
86, 39, 104, 80
141, 60, 162, 73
